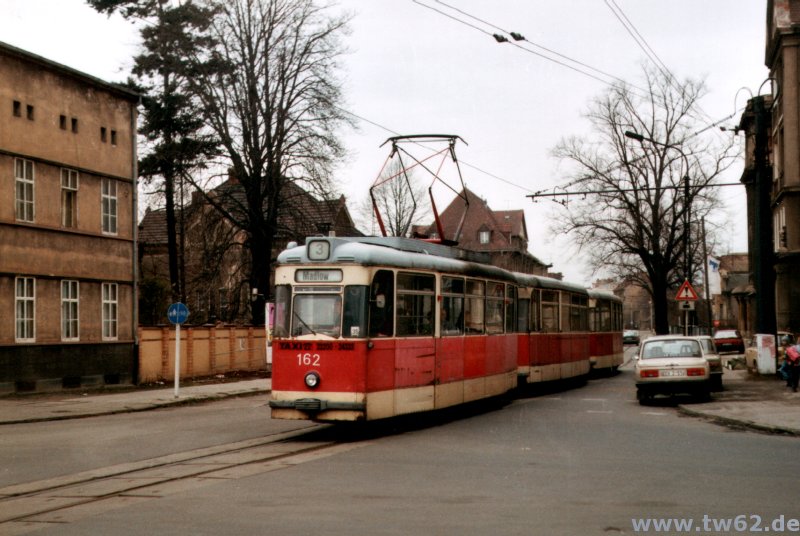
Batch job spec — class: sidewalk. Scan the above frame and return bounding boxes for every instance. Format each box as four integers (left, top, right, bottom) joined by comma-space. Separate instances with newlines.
0, 378, 271, 425
0, 370, 797, 435
678, 367, 800, 436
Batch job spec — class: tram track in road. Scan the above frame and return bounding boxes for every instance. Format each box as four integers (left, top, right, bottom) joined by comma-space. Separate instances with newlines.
0, 424, 372, 534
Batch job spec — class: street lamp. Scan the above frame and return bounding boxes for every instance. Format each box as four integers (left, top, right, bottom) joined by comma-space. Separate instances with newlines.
624, 130, 693, 335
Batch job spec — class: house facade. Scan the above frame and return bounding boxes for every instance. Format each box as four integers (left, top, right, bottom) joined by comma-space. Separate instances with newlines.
0, 42, 139, 393
765, 1, 800, 334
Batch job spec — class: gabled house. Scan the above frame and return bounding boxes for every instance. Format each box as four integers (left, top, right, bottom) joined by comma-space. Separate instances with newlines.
138, 179, 362, 324
416, 188, 549, 275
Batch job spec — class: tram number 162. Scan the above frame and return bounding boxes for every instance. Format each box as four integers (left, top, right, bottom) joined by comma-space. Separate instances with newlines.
297, 353, 321, 366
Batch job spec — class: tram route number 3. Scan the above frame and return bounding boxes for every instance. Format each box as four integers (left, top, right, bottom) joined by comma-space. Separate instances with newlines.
298, 353, 321, 366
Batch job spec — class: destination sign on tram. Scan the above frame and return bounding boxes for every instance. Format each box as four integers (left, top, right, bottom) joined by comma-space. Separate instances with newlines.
295, 269, 343, 283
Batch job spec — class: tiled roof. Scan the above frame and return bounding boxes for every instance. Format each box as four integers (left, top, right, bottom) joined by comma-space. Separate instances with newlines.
138, 208, 172, 245
424, 188, 524, 250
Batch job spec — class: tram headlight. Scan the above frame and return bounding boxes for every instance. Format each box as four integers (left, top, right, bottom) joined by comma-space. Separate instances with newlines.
304, 371, 321, 389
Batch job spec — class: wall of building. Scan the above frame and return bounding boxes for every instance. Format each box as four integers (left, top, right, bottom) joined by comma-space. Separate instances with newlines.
769, 11, 800, 334
0, 44, 138, 394
0, 52, 135, 180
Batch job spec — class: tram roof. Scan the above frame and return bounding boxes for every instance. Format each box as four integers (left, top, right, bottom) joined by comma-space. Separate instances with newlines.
587, 288, 623, 303
278, 236, 589, 295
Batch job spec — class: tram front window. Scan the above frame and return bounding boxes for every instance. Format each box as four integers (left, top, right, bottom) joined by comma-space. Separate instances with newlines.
292, 294, 342, 337
343, 286, 368, 338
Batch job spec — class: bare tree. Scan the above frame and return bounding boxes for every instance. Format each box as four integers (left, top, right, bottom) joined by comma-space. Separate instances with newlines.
551, 66, 738, 334
359, 160, 430, 237
187, 0, 352, 324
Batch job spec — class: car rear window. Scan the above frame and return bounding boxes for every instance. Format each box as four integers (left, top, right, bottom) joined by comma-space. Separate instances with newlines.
641, 340, 702, 359
714, 330, 738, 338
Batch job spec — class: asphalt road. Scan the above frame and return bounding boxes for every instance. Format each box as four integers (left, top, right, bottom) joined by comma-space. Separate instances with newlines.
4, 365, 799, 535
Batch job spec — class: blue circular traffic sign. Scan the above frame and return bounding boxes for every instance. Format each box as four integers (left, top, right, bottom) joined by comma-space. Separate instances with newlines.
167, 302, 189, 325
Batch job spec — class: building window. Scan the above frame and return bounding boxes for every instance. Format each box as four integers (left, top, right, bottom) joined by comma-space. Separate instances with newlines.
60, 115, 67, 130
775, 206, 787, 252
101, 127, 107, 142
15, 158, 34, 222
110, 130, 117, 146
26, 104, 34, 121
13, 100, 21, 117
479, 230, 491, 244
102, 283, 118, 340
15, 277, 35, 342
61, 168, 79, 228
61, 280, 79, 341
71, 117, 78, 133
101, 178, 117, 234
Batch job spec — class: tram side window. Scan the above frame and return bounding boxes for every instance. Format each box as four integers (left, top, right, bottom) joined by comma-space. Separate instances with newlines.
600, 302, 611, 332
614, 302, 623, 331
541, 290, 559, 332
369, 270, 394, 337
343, 286, 368, 338
464, 279, 485, 334
517, 297, 530, 333
531, 290, 540, 332
273, 285, 291, 338
441, 276, 464, 336
486, 282, 504, 334
505, 285, 517, 333
396, 272, 435, 337
561, 292, 572, 331
572, 294, 588, 331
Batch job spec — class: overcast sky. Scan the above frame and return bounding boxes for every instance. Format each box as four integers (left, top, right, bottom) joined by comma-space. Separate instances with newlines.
1, 0, 769, 284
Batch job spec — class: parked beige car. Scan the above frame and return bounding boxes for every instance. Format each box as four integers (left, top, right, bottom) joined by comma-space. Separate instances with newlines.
635, 335, 711, 404
693, 335, 723, 391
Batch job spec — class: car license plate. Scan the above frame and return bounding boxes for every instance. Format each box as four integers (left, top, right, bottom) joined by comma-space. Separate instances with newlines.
661, 369, 686, 377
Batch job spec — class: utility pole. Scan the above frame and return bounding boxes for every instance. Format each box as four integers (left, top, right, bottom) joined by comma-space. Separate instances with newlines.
701, 217, 712, 335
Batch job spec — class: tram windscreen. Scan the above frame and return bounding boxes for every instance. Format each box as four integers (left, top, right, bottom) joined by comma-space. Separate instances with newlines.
292, 294, 342, 337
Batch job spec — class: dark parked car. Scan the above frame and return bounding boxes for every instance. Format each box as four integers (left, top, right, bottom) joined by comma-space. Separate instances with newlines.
713, 329, 745, 354
623, 330, 640, 345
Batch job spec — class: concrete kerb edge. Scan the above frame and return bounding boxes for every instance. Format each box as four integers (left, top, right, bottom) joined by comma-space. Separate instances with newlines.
0, 388, 270, 426
677, 405, 800, 437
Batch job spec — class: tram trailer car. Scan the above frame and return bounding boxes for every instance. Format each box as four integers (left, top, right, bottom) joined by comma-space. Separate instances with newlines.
586, 289, 624, 373
268, 237, 608, 422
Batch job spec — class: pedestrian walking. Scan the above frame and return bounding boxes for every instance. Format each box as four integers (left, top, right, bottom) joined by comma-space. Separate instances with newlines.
785, 344, 800, 392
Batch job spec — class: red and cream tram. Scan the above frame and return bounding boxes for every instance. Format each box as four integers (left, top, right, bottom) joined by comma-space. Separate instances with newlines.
268, 236, 617, 422
587, 289, 624, 373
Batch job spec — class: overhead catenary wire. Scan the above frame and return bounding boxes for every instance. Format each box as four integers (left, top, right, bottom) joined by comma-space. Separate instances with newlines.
412, 0, 744, 201
431, 0, 650, 98
603, 0, 723, 133
422, 0, 732, 140
411, 0, 632, 91
343, 2, 746, 201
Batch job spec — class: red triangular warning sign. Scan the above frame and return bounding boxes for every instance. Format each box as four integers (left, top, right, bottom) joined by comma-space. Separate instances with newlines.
675, 279, 699, 301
